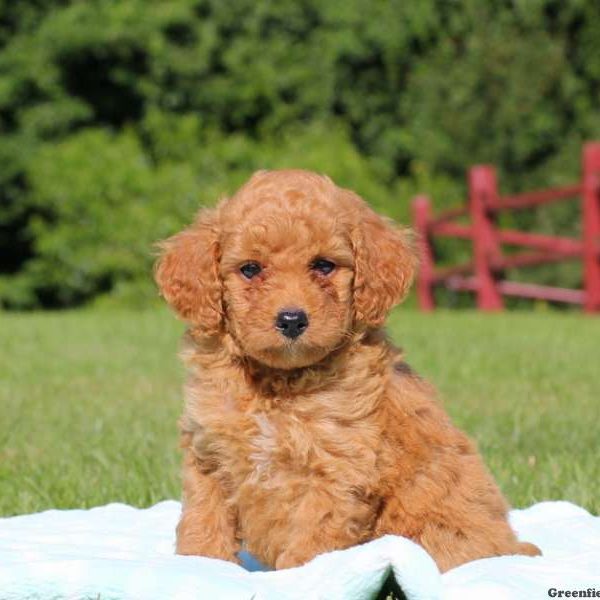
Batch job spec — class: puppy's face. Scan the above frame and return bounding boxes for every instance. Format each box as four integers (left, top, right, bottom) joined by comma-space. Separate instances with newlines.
156, 170, 415, 370
219, 178, 355, 369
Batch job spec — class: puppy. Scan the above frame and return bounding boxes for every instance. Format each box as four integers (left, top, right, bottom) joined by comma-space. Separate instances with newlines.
155, 169, 540, 572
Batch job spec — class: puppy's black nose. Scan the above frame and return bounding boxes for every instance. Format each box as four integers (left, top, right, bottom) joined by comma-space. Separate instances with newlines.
275, 309, 308, 339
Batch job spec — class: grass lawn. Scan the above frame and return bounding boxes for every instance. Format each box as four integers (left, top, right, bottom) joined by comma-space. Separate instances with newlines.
1, 307, 598, 517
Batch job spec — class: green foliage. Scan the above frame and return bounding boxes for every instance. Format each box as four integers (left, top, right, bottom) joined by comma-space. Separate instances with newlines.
23, 128, 201, 307
0, 0, 599, 308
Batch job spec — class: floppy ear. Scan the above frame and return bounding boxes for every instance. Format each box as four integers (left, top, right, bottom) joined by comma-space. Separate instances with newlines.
154, 208, 223, 333
352, 206, 417, 327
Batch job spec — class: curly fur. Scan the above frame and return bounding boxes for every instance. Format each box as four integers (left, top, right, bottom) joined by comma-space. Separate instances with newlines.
155, 169, 540, 572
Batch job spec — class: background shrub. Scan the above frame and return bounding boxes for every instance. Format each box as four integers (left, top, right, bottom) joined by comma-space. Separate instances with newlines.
1, 0, 599, 308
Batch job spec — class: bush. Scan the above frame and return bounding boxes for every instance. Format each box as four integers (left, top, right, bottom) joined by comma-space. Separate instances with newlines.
0, 0, 599, 308
2, 122, 393, 308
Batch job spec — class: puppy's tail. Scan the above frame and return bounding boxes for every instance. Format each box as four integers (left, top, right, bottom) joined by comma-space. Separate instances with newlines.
516, 541, 542, 557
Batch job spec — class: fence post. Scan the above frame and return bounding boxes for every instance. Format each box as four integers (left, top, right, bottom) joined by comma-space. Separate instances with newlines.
469, 165, 504, 311
583, 142, 600, 313
412, 195, 436, 311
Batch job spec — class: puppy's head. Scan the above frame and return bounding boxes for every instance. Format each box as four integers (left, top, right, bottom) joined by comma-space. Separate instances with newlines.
155, 170, 415, 369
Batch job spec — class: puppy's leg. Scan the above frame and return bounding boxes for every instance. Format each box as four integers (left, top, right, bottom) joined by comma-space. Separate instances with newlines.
176, 448, 239, 561
375, 495, 541, 572
273, 488, 376, 570
417, 520, 541, 572
377, 379, 541, 572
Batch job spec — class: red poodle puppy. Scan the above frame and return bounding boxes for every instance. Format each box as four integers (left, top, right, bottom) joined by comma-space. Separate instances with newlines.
155, 169, 540, 572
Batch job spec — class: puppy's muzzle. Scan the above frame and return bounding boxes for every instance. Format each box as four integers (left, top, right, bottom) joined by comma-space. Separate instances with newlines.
275, 309, 308, 340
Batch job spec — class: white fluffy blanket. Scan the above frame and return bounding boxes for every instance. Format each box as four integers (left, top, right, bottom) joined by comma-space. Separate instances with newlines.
0, 500, 598, 599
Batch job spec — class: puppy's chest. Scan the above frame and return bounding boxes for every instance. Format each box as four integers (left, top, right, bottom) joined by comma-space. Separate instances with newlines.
187, 386, 381, 491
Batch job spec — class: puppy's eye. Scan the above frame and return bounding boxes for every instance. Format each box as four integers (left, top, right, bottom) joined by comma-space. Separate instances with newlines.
310, 258, 335, 275
240, 262, 262, 280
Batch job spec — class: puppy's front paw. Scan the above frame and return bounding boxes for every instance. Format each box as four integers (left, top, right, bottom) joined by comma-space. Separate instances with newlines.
275, 549, 312, 570
177, 540, 240, 563
176, 531, 240, 563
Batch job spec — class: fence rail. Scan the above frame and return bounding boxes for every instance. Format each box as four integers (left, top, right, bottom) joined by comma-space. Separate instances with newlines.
411, 142, 600, 312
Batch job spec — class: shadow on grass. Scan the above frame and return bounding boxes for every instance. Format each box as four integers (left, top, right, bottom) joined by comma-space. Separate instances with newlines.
376, 571, 408, 600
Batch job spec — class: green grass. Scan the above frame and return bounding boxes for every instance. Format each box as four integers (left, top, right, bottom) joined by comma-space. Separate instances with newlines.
1, 307, 598, 517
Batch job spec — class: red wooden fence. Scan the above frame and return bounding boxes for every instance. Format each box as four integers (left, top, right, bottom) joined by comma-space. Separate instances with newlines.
412, 142, 600, 312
